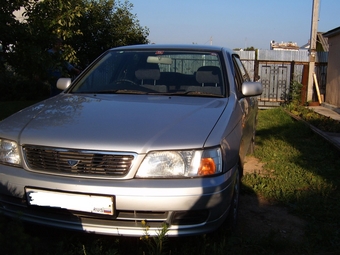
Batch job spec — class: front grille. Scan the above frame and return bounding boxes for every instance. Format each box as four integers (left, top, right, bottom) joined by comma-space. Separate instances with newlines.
23, 145, 135, 177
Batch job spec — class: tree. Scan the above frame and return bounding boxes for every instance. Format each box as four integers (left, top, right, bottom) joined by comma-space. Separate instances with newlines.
0, 0, 28, 74
244, 46, 256, 51
70, 0, 149, 66
13, 0, 85, 79
0, 0, 27, 53
0, 0, 31, 100
233, 46, 256, 51
5, 0, 149, 80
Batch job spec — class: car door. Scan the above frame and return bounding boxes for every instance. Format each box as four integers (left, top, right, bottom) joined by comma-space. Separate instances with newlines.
232, 54, 257, 159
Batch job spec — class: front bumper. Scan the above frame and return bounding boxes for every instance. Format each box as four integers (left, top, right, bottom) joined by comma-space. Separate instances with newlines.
0, 164, 237, 236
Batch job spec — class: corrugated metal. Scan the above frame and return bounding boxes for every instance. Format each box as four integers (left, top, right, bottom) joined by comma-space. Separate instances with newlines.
257, 50, 328, 63
316, 52, 328, 63
258, 50, 309, 62
234, 51, 255, 80
234, 51, 255, 60
241, 60, 255, 81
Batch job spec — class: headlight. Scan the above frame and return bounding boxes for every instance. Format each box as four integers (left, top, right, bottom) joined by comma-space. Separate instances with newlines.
0, 139, 21, 165
136, 147, 222, 178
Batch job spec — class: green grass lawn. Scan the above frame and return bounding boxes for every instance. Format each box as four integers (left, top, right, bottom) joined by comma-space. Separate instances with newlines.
243, 108, 340, 254
0, 104, 339, 255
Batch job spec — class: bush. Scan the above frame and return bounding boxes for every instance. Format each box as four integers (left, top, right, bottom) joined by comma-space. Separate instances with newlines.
0, 69, 50, 101
284, 80, 340, 133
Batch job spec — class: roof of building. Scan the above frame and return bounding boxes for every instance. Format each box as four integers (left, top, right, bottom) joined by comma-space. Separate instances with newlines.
300, 32, 329, 52
270, 41, 299, 51
323, 26, 340, 38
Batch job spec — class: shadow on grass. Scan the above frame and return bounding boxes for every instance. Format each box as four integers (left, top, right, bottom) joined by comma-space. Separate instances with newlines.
246, 108, 340, 253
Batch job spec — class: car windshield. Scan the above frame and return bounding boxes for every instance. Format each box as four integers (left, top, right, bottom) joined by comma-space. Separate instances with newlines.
70, 50, 226, 97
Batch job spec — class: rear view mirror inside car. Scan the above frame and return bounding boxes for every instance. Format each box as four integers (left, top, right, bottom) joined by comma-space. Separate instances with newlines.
147, 56, 172, 65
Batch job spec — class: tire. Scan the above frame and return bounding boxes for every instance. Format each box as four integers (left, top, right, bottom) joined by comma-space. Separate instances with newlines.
247, 116, 257, 154
226, 167, 240, 231
248, 128, 256, 154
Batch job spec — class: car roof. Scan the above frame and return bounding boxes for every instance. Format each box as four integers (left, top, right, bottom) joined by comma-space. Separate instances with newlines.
110, 44, 234, 54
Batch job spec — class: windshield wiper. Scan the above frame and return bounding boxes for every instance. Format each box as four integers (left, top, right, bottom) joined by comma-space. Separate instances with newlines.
158, 91, 223, 97
72, 90, 149, 94
107, 90, 148, 94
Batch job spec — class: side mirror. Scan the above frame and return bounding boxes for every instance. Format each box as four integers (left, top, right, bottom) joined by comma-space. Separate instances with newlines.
57, 78, 72, 90
242, 81, 263, 97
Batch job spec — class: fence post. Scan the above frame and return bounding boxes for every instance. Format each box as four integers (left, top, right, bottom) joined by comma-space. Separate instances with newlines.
301, 63, 309, 105
290, 61, 295, 84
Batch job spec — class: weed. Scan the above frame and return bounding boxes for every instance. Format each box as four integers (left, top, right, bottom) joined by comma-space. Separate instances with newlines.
284, 80, 340, 133
140, 221, 169, 255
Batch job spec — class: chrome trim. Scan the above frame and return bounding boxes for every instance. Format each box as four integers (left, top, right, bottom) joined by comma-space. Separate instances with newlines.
23, 145, 137, 179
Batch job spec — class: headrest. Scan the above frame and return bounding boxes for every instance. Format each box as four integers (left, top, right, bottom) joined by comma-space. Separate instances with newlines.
195, 66, 221, 84
135, 69, 160, 80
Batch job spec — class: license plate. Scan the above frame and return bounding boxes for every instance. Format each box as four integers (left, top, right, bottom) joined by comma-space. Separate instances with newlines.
25, 188, 114, 215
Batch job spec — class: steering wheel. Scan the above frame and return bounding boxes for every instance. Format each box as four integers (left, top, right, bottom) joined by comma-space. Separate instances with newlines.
114, 79, 138, 86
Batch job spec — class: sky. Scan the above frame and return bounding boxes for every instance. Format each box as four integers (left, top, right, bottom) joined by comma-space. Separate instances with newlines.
130, 0, 340, 49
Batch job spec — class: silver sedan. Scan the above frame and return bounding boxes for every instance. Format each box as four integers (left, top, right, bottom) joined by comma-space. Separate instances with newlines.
0, 44, 262, 236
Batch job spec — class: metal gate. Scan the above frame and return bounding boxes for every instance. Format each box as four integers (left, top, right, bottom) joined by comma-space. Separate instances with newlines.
237, 50, 328, 109
259, 63, 290, 108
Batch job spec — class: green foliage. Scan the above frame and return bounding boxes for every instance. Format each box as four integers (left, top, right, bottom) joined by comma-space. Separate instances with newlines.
0, 0, 28, 51
20, 0, 149, 67
140, 221, 169, 255
290, 106, 340, 132
287, 80, 303, 106
285, 100, 340, 133
233, 46, 256, 51
0, 67, 50, 101
244, 46, 256, 51
70, 0, 149, 66
284, 80, 340, 133
0, 0, 149, 100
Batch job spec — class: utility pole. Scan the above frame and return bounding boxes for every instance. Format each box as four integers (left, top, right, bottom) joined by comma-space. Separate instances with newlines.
307, 0, 320, 101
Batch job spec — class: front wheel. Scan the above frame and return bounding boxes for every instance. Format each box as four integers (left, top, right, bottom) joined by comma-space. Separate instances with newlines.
226, 167, 240, 231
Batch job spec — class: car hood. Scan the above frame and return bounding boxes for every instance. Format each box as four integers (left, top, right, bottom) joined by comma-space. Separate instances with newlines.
1, 94, 228, 153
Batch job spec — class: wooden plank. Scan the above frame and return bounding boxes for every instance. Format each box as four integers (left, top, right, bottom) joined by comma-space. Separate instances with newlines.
313, 73, 322, 104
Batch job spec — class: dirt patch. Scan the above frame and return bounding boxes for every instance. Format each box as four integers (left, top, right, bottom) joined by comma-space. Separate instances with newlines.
238, 156, 306, 244
243, 155, 265, 175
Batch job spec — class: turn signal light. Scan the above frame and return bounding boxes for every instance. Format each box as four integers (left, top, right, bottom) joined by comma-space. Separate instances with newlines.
198, 158, 216, 176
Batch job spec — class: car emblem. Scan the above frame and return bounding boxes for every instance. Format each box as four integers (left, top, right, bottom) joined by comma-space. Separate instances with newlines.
67, 160, 80, 167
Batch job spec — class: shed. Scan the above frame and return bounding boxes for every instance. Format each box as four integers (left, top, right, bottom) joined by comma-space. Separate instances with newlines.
323, 26, 340, 111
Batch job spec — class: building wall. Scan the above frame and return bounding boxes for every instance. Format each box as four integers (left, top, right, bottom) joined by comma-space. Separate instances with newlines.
325, 35, 340, 107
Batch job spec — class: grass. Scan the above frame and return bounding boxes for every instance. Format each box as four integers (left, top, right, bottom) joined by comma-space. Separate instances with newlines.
242, 107, 340, 253
286, 103, 340, 133
0, 103, 340, 254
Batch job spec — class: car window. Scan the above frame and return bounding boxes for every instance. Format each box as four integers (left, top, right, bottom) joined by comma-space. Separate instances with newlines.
233, 54, 251, 95
70, 50, 226, 97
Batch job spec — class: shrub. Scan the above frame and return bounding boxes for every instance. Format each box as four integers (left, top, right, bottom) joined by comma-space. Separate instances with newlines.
0, 69, 49, 101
